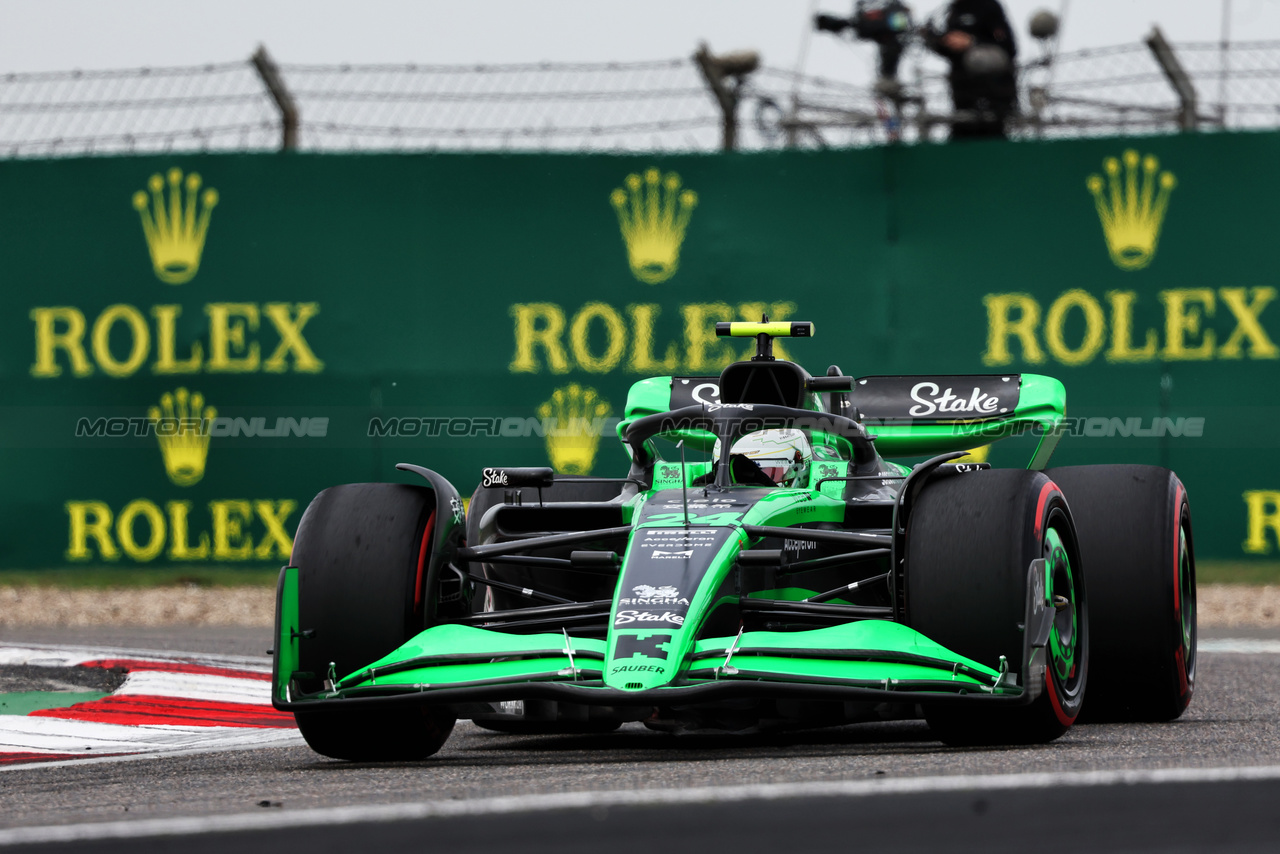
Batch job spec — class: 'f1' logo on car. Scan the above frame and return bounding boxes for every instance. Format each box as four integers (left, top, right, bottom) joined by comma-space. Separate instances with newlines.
614, 633, 671, 660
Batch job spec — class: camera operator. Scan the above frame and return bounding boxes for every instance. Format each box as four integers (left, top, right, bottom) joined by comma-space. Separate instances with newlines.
816, 2, 913, 97
925, 0, 1018, 139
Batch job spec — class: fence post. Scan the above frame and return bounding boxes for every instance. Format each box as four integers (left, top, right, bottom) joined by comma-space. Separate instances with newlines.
693, 43, 760, 151
1145, 26, 1198, 131
251, 45, 299, 151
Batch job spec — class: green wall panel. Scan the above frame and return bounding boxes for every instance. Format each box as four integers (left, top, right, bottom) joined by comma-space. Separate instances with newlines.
0, 135, 1277, 567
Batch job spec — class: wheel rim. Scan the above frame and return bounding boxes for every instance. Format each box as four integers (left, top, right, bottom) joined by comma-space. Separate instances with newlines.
1177, 521, 1196, 686
1044, 526, 1079, 685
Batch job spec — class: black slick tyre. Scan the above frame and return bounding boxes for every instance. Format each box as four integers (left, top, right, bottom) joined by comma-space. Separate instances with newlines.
292, 705, 455, 763
291, 482, 456, 761
905, 468, 1088, 746
1044, 465, 1195, 722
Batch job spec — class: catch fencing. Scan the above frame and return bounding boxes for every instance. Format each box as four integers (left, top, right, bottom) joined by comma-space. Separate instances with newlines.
4, 37, 1280, 156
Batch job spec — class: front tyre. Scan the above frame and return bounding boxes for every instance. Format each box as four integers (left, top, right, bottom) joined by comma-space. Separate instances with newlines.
294, 705, 454, 762
291, 482, 456, 760
905, 469, 1088, 746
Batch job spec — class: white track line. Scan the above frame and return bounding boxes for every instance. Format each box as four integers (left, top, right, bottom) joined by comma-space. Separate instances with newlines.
1198, 639, 1280, 654
2, 764, 1280, 845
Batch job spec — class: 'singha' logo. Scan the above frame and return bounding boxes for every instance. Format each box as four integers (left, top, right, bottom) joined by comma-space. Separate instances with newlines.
633, 584, 680, 599
148, 387, 215, 486
537, 384, 612, 475
610, 168, 697, 284
1086, 150, 1176, 272
133, 168, 219, 285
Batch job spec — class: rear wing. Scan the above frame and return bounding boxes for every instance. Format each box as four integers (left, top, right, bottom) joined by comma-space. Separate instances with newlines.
622, 372, 1066, 470
852, 374, 1066, 468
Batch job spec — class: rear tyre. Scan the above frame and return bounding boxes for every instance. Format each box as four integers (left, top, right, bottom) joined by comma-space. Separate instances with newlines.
906, 469, 1087, 746
291, 482, 456, 761
1045, 465, 1195, 722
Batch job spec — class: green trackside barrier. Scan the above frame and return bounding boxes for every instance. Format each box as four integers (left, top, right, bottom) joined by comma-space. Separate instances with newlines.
2, 132, 1280, 566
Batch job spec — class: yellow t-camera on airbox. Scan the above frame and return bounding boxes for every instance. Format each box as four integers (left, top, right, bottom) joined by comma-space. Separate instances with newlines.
715, 321, 814, 339
715, 319, 815, 362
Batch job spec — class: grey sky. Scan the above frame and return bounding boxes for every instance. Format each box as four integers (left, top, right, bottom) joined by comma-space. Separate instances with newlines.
1, 0, 1272, 86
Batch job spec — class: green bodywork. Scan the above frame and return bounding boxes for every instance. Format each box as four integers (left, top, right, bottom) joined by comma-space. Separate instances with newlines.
273, 473, 1020, 708
274, 365, 1066, 712
274, 565, 1004, 705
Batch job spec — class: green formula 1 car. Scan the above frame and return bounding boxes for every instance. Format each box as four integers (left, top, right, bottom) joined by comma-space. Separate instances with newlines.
272, 320, 1196, 759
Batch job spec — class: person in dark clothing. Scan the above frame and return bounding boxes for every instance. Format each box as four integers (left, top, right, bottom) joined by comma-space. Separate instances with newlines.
926, 0, 1018, 139
815, 2, 914, 96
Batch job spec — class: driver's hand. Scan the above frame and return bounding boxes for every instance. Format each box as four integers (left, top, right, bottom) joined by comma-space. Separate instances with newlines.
942, 31, 975, 52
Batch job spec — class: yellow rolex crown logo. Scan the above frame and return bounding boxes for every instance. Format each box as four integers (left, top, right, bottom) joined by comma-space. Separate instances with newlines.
132, 168, 219, 285
610, 168, 698, 285
148, 387, 216, 487
537, 384, 612, 475
1086, 150, 1176, 271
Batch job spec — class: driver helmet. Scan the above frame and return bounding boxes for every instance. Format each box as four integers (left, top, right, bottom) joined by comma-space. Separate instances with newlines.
714, 428, 813, 487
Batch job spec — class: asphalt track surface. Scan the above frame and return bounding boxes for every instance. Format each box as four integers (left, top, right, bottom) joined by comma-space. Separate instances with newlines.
1, 625, 1279, 853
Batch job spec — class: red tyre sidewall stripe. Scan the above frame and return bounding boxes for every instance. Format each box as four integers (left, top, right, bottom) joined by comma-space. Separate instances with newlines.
1037, 479, 1074, 726
1172, 482, 1184, 613
414, 510, 437, 610
1173, 480, 1192, 701
1034, 481, 1061, 539
1045, 666, 1076, 727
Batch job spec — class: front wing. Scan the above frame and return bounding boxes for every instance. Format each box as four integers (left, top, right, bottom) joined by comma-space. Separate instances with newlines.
272, 567, 1054, 713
